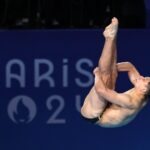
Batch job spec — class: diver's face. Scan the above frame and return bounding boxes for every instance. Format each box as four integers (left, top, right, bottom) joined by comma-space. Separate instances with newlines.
135, 76, 150, 93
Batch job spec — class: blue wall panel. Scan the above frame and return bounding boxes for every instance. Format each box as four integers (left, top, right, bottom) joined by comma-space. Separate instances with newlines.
0, 29, 150, 150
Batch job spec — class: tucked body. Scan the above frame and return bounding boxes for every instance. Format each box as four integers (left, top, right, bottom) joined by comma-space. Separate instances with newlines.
81, 18, 150, 128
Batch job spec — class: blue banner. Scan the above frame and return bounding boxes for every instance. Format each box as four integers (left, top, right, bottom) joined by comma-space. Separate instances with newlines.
0, 29, 150, 150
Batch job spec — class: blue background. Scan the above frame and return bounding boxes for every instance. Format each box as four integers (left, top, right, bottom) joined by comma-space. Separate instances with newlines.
0, 29, 150, 150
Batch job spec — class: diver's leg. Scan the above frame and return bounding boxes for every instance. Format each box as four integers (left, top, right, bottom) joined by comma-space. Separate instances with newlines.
98, 17, 118, 89
81, 18, 119, 119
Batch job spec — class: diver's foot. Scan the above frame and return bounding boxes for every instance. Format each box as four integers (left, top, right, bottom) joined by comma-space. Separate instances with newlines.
103, 17, 118, 39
